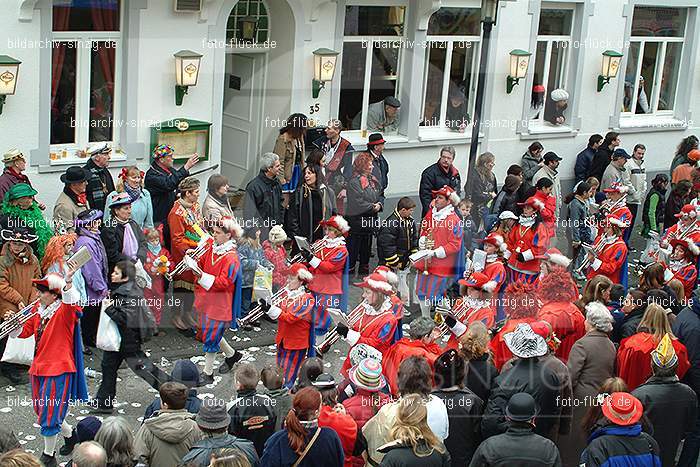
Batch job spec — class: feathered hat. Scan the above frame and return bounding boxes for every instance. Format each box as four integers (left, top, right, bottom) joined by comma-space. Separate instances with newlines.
319, 215, 350, 236
431, 185, 461, 207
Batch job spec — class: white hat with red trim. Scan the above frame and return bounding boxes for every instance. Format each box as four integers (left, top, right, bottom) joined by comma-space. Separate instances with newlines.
602, 181, 629, 194
543, 248, 571, 268
373, 265, 398, 286
218, 216, 243, 238
319, 215, 350, 235
431, 185, 461, 206
675, 204, 699, 219
482, 232, 508, 253
354, 272, 394, 295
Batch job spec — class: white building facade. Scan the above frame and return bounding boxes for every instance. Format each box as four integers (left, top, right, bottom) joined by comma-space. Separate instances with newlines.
0, 0, 698, 207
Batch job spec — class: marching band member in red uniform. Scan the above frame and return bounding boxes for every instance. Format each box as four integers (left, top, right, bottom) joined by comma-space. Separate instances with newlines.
303, 215, 350, 335
373, 265, 405, 340
539, 247, 572, 278
506, 196, 551, 284
335, 272, 400, 376
600, 182, 633, 237
664, 238, 699, 300
537, 267, 585, 363
10, 270, 88, 467
414, 185, 463, 318
259, 263, 316, 388
480, 233, 507, 291
531, 178, 558, 237
443, 272, 497, 349
585, 213, 629, 287
187, 217, 243, 385
661, 204, 700, 249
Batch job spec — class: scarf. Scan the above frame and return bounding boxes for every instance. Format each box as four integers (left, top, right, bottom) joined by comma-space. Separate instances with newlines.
519, 214, 536, 227
63, 186, 87, 206
670, 259, 689, 271
6, 167, 29, 185
209, 190, 229, 207
124, 183, 141, 202
1, 201, 52, 258
147, 242, 162, 256
117, 219, 138, 259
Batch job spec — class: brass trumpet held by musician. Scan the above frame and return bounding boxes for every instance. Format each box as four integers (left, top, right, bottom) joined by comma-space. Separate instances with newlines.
167, 234, 214, 280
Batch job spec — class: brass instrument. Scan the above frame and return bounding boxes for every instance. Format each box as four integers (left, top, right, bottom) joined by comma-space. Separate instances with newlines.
166, 238, 212, 281
598, 194, 628, 218
423, 229, 435, 276
315, 300, 369, 355
237, 287, 290, 327
574, 238, 610, 274
286, 239, 326, 267
434, 300, 478, 340
0, 299, 46, 340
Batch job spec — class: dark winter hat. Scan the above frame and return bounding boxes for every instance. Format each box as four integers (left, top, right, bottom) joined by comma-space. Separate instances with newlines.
505, 392, 538, 422
367, 133, 386, 146
60, 166, 89, 184
311, 373, 337, 390
612, 148, 631, 160
76, 416, 102, 442
196, 398, 230, 430
171, 359, 202, 388
543, 151, 562, 163
383, 96, 401, 108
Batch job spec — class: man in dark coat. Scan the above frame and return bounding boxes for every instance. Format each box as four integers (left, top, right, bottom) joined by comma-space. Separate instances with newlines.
83, 143, 116, 212
418, 147, 461, 218
144, 144, 198, 226
587, 131, 620, 183
632, 335, 698, 467
470, 392, 561, 467
575, 134, 603, 184
376, 197, 418, 270
673, 292, 700, 467
244, 152, 283, 241
366, 133, 389, 205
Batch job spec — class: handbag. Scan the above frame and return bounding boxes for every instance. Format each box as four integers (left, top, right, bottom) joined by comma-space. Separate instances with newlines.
1, 335, 34, 365
96, 299, 122, 352
292, 427, 321, 467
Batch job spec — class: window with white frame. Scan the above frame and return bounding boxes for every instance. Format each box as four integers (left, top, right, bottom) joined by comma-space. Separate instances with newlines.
422, 7, 480, 131
529, 8, 573, 124
338, 5, 406, 133
51, 0, 121, 161
622, 6, 687, 116
226, 0, 270, 44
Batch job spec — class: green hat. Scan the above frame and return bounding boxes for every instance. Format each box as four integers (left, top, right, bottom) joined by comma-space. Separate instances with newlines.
5, 183, 37, 202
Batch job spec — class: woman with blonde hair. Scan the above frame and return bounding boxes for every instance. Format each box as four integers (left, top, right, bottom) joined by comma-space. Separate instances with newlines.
378, 394, 450, 466
458, 321, 498, 402
580, 377, 629, 436
467, 152, 497, 230
616, 303, 691, 390
104, 165, 154, 229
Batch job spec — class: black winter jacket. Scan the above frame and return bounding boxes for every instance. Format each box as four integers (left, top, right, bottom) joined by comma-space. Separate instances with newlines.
588, 146, 614, 182
432, 388, 483, 465
619, 305, 647, 341
100, 218, 148, 274
228, 389, 277, 456
376, 209, 418, 269
378, 440, 451, 467
464, 354, 499, 403
673, 299, 700, 394
243, 171, 283, 239
482, 357, 564, 441
84, 158, 115, 213
144, 162, 190, 225
105, 281, 156, 353
468, 425, 561, 467
287, 184, 336, 244
346, 174, 381, 234
632, 376, 698, 467
419, 163, 461, 219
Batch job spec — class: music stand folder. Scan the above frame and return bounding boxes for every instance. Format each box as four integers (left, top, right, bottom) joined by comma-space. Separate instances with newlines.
294, 236, 312, 254
327, 308, 349, 327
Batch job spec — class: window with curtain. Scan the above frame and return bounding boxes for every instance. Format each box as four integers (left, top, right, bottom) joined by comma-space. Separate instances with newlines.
338, 5, 406, 133
422, 7, 480, 131
623, 6, 686, 115
51, 0, 121, 161
529, 8, 573, 124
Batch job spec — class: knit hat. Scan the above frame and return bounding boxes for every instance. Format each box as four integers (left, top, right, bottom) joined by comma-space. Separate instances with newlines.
76, 417, 102, 442
171, 359, 202, 388
349, 358, 386, 392
153, 144, 175, 159
505, 392, 538, 422
2, 149, 24, 164
601, 392, 643, 426
4, 183, 37, 202
268, 225, 288, 244
408, 317, 436, 339
196, 399, 231, 430
550, 88, 569, 102
651, 334, 679, 369
503, 323, 548, 358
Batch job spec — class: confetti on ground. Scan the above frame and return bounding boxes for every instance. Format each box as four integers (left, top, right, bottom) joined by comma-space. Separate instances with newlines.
33, 423, 40, 428
197, 393, 215, 400
267, 345, 276, 350
118, 409, 125, 414
76, 416, 86, 421
19, 440, 26, 445
5, 386, 15, 392
324, 362, 332, 367
131, 402, 142, 408
243, 337, 251, 342
248, 347, 260, 352
79, 410, 88, 415
0, 407, 11, 413
25, 435, 35, 440
137, 417, 144, 423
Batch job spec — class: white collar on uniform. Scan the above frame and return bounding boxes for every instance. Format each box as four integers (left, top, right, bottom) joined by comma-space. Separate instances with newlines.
366, 297, 392, 316
324, 236, 346, 248
213, 240, 235, 255
431, 204, 455, 222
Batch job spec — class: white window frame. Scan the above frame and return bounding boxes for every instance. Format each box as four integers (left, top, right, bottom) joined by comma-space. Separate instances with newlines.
421, 35, 480, 129
50, 6, 123, 164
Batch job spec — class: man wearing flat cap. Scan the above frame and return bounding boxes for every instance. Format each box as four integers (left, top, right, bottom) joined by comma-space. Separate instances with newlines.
0, 149, 40, 206
53, 166, 91, 233
353, 96, 401, 134
83, 143, 115, 212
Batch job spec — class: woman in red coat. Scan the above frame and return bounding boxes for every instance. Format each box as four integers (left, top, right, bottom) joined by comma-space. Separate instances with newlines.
617, 303, 690, 390
537, 266, 585, 362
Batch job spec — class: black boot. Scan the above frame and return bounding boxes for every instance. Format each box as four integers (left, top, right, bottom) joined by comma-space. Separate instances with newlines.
201, 373, 215, 385
40, 453, 58, 467
219, 351, 243, 374
59, 430, 79, 456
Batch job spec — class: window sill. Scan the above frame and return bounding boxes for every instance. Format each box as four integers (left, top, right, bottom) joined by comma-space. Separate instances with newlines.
417, 127, 471, 142
518, 121, 578, 140
343, 129, 482, 151
38, 150, 131, 173
617, 115, 689, 133
48, 147, 127, 167
343, 131, 409, 149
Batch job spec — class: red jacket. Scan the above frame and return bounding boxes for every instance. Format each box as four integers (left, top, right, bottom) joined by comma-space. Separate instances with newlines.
617, 332, 690, 391
319, 405, 358, 467
483, 260, 506, 293
273, 287, 314, 350
669, 262, 698, 301
446, 300, 496, 349
382, 338, 442, 396
538, 301, 585, 363
19, 295, 81, 377
414, 206, 463, 277
507, 223, 550, 274
585, 235, 628, 284
194, 244, 240, 322
532, 190, 557, 236
342, 304, 398, 375
308, 238, 348, 295
490, 317, 538, 371
662, 222, 700, 245
262, 240, 289, 289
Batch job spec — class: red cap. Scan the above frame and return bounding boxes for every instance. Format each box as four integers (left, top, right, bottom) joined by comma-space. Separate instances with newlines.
675, 204, 698, 219
354, 273, 394, 295
288, 263, 313, 282
602, 392, 643, 426
319, 215, 350, 235
602, 182, 629, 194
431, 185, 461, 206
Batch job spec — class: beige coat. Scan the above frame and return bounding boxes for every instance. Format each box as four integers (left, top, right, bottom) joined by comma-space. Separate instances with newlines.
53, 191, 89, 233
0, 243, 40, 319
273, 132, 305, 185
133, 409, 202, 467
201, 193, 233, 222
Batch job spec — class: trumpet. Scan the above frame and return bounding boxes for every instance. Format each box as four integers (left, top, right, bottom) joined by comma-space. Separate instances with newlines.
315, 300, 369, 355
166, 238, 212, 281
286, 239, 325, 267
574, 238, 609, 274
434, 300, 478, 340
0, 299, 41, 340
237, 287, 290, 327
598, 194, 628, 218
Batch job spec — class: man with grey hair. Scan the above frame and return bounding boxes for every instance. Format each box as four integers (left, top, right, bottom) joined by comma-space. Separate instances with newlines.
244, 152, 283, 240
72, 441, 107, 467
419, 146, 461, 218
83, 143, 115, 212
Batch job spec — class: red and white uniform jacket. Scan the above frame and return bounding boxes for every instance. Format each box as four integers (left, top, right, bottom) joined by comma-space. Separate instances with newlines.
532, 191, 557, 236
662, 222, 700, 247
308, 237, 348, 295
194, 240, 240, 322
666, 260, 698, 301
482, 258, 506, 293
507, 222, 550, 274
341, 298, 399, 374
445, 298, 496, 349
537, 301, 586, 363
17, 286, 82, 377
268, 286, 315, 350
585, 234, 628, 284
382, 338, 443, 396
414, 204, 463, 277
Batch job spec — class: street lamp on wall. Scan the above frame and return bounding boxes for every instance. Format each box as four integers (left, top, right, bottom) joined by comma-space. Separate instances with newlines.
312, 48, 339, 99
507, 49, 531, 94
0, 55, 21, 116
238, 16, 258, 43
598, 50, 623, 92
174, 50, 203, 106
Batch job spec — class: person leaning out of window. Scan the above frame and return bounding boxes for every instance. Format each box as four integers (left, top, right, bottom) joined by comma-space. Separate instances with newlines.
544, 88, 569, 125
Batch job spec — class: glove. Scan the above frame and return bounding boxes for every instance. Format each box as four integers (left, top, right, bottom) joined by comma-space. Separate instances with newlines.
301, 249, 314, 263
517, 253, 526, 262
418, 236, 426, 250
335, 322, 349, 338
258, 298, 271, 312
444, 316, 457, 328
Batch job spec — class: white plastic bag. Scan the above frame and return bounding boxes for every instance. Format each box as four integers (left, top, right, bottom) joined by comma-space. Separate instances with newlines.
96, 300, 121, 352
1, 335, 34, 365
398, 269, 411, 306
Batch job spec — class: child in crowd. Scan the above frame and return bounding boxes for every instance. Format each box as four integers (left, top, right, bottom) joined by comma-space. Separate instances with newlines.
458, 197, 476, 251
238, 227, 274, 319
261, 365, 292, 431
262, 225, 289, 292
143, 227, 171, 334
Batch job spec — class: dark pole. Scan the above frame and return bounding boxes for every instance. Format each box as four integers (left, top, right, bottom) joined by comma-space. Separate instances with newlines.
466, 20, 493, 197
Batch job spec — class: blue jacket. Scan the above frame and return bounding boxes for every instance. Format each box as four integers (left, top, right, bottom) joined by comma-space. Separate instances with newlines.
581, 424, 661, 467
261, 427, 344, 467
575, 146, 596, 183
103, 188, 154, 230
237, 241, 273, 288
673, 297, 700, 393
